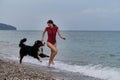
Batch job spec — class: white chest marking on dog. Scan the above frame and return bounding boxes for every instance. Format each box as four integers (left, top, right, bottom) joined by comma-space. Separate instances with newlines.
38, 46, 43, 54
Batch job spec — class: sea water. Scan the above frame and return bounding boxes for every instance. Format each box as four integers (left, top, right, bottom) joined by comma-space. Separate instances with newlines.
0, 30, 120, 80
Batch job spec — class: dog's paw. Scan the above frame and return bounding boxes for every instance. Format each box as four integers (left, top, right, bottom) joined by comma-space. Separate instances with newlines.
40, 60, 42, 62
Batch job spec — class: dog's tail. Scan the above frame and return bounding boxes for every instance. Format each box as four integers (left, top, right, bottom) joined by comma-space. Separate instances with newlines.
19, 38, 27, 48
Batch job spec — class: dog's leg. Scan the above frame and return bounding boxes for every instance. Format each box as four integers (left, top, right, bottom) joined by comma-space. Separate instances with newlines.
36, 56, 42, 62
39, 53, 49, 58
20, 56, 24, 64
44, 53, 49, 57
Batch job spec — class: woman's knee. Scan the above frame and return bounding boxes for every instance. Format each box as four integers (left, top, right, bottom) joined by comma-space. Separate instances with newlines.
52, 48, 57, 54
50, 46, 57, 53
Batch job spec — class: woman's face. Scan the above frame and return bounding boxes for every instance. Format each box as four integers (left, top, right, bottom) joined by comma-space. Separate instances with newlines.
47, 23, 53, 27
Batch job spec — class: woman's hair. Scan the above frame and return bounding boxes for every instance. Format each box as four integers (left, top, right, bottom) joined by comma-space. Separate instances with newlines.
47, 20, 56, 26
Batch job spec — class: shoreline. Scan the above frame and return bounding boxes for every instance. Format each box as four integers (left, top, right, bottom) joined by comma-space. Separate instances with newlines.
0, 58, 56, 80
0, 56, 103, 80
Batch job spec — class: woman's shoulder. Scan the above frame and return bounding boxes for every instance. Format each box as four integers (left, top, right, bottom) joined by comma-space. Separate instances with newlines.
54, 26, 58, 29
46, 26, 49, 28
45, 26, 49, 30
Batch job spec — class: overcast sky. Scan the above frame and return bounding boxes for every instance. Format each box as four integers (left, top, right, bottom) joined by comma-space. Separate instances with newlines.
0, 0, 120, 30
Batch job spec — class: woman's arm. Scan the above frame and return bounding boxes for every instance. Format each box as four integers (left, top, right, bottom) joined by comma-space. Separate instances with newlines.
41, 28, 46, 41
57, 28, 66, 40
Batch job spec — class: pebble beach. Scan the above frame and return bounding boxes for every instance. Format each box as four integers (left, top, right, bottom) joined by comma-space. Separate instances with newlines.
0, 59, 56, 80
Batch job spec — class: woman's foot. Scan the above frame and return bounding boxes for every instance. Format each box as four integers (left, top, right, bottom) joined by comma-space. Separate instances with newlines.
48, 63, 51, 68
48, 61, 55, 67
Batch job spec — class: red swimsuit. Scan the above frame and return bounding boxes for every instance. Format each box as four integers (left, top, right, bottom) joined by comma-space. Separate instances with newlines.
46, 26, 58, 45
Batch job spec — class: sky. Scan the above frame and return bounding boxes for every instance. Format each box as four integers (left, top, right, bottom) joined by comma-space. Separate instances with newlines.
0, 0, 120, 30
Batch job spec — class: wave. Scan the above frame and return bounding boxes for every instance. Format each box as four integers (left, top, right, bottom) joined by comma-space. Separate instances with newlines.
53, 61, 120, 80
4, 56, 120, 80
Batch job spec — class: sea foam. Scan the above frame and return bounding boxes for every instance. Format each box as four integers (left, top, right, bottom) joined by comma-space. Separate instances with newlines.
6, 56, 120, 80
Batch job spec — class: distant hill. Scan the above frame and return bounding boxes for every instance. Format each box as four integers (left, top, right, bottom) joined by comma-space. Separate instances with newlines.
0, 23, 17, 30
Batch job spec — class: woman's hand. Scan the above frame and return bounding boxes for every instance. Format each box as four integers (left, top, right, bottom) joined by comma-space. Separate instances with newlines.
57, 29, 66, 40
62, 36, 66, 40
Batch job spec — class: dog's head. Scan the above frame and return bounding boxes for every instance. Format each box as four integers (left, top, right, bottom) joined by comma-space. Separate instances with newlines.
34, 40, 45, 54
34, 40, 45, 47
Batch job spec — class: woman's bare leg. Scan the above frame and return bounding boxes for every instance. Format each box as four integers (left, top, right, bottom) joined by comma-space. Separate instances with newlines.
51, 43, 57, 64
47, 42, 57, 67
48, 43, 57, 67
50, 49, 55, 65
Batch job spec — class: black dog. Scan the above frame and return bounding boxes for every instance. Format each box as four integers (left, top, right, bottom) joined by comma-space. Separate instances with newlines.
19, 38, 49, 64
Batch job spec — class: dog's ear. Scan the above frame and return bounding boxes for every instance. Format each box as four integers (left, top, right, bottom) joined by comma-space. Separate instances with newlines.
35, 41, 37, 44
